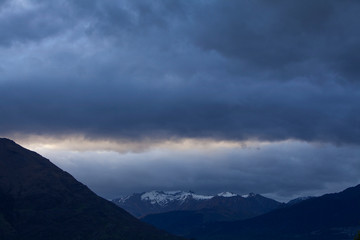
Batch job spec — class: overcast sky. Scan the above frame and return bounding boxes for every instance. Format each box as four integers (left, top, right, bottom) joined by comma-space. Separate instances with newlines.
1, 0, 360, 201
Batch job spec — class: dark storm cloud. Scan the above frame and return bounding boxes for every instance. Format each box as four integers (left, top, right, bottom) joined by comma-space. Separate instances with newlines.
1, 0, 360, 144
0, 1, 74, 46
1, 78, 359, 144
190, 0, 360, 81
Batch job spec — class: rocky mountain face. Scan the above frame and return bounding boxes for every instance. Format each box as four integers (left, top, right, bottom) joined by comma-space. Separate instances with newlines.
0, 138, 183, 240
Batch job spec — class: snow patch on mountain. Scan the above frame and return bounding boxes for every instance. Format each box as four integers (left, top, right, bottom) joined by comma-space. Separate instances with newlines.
242, 193, 257, 198
117, 195, 131, 203
217, 192, 238, 197
192, 193, 214, 200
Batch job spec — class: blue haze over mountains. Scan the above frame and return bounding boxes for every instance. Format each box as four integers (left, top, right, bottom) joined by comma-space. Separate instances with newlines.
0, 133, 360, 240
113, 188, 360, 239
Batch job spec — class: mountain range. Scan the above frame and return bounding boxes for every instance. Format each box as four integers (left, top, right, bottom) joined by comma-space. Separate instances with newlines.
114, 187, 360, 240
113, 190, 283, 236
189, 185, 360, 240
0, 138, 183, 240
2, 137, 359, 240
113, 190, 282, 220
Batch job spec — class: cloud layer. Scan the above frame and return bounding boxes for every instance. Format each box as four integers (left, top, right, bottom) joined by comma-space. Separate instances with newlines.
1, 0, 359, 144
2, 0, 360, 199
32, 140, 360, 201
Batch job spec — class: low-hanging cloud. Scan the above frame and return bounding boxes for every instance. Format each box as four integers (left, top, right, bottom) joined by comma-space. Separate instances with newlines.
33, 141, 360, 201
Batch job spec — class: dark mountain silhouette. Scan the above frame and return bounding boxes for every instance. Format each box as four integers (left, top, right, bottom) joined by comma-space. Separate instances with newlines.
190, 184, 360, 240
0, 138, 184, 240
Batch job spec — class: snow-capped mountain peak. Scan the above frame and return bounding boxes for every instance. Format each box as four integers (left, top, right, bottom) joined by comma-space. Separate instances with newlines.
116, 191, 261, 206
140, 191, 213, 206
113, 190, 281, 218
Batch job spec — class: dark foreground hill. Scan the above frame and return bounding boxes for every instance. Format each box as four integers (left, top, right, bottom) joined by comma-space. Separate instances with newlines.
191, 184, 360, 240
0, 138, 183, 240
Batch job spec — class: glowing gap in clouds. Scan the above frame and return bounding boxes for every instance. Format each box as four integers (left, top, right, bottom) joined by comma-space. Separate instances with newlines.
16, 135, 274, 153
13, 135, 360, 202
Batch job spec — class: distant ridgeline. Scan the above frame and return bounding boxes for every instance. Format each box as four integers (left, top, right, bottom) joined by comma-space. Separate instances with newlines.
113, 190, 283, 236
113, 186, 360, 240
113, 190, 282, 219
